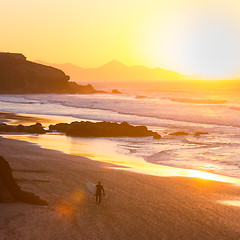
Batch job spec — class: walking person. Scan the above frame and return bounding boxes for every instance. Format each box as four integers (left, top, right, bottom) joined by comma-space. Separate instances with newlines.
96, 181, 105, 204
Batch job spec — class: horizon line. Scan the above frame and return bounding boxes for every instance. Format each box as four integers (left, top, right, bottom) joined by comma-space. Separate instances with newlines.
34, 58, 240, 81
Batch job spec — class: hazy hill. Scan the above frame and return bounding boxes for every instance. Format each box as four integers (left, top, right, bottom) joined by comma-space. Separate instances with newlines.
36, 60, 192, 82
35, 60, 240, 92
0, 53, 98, 94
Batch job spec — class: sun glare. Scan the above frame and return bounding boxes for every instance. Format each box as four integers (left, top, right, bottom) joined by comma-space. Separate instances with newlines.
177, 13, 240, 77
137, 8, 240, 78
220, 200, 240, 207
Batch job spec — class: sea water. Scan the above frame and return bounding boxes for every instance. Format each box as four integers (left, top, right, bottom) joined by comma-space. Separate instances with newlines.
1, 81, 240, 178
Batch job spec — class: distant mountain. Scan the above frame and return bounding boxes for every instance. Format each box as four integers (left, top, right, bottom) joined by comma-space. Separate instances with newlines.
36, 60, 192, 82
0, 53, 98, 94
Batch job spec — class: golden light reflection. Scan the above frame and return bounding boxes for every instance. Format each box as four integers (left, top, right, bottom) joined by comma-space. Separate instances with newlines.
188, 169, 240, 186
5, 112, 80, 126
188, 169, 230, 182
219, 200, 240, 207
3, 134, 240, 186
113, 162, 240, 186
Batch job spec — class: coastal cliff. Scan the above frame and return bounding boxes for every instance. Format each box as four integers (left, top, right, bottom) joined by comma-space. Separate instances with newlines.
0, 52, 98, 94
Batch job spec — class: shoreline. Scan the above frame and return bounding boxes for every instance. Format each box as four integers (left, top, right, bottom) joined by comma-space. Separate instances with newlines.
0, 112, 81, 125
1, 111, 240, 238
0, 136, 240, 239
2, 134, 240, 187
1, 111, 240, 184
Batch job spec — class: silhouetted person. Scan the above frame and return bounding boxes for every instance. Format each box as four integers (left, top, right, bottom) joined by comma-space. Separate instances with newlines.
96, 181, 105, 204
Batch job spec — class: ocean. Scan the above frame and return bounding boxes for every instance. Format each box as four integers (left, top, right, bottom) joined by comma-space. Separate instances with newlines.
1, 81, 240, 179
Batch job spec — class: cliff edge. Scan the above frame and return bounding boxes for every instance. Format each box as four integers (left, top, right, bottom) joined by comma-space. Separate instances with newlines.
0, 52, 97, 94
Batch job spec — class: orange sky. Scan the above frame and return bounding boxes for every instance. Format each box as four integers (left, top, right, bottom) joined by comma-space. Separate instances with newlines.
1, 0, 240, 78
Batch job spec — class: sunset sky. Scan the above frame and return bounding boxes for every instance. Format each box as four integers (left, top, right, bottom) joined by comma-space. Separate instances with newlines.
2, 0, 240, 78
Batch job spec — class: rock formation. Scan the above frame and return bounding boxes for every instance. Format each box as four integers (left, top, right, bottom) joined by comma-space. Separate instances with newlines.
112, 89, 122, 94
49, 121, 161, 139
0, 52, 98, 94
169, 131, 189, 136
194, 132, 208, 137
0, 121, 161, 139
0, 155, 48, 205
0, 123, 46, 134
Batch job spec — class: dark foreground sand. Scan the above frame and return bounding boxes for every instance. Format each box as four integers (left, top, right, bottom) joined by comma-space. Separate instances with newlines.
0, 136, 240, 240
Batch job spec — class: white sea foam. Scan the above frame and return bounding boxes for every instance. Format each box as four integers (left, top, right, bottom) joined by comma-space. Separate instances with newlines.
0, 84, 240, 178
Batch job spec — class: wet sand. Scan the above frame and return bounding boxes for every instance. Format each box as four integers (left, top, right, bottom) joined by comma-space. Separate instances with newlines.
0, 112, 79, 125
0, 112, 240, 239
0, 112, 45, 124
0, 136, 240, 240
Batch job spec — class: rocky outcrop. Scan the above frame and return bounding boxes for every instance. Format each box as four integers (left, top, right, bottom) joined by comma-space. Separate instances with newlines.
112, 89, 122, 94
169, 131, 189, 136
0, 156, 48, 205
49, 121, 161, 139
0, 123, 46, 134
194, 132, 208, 137
67, 82, 98, 94
0, 52, 98, 94
169, 131, 209, 137
0, 121, 161, 139
135, 95, 147, 99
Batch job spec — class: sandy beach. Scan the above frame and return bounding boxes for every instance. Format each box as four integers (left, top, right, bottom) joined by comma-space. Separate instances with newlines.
0, 134, 240, 240
2, 0, 240, 239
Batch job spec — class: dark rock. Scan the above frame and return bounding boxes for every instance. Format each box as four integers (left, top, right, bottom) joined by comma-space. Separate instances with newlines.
0, 52, 99, 94
17, 124, 24, 132
49, 123, 69, 132
68, 82, 97, 94
194, 132, 208, 137
0, 156, 48, 205
152, 132, 161, 139
169, 131, 188, 136
0, 123, 46, 134
22, 123, 46, 134
0, 123, 17, 132
49, 121, 161, 139
112, 89, 122, 94
135, 95, 147, 99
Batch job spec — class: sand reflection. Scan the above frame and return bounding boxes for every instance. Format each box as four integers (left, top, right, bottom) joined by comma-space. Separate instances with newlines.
2, 133, 240, 186
219, 200, 240, 207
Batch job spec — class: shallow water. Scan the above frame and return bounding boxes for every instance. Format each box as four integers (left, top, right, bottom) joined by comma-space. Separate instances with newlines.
2, 133, 240, 186
1, 83, 240, 179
